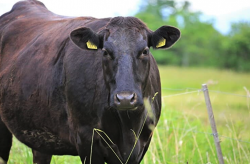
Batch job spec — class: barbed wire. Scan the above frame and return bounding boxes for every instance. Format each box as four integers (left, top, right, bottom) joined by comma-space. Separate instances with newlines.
162, 90, 201, 98
162, 87, 250, 98
162, 87, 199, 91
209, 90, 249, 98
159, 86, 250, 144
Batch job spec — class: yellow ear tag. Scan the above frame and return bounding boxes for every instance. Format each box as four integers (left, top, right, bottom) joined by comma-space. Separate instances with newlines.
156, 38, 166, 48
86, 40, 97, 49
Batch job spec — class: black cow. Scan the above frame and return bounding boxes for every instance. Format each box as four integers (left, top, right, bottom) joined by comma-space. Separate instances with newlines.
0, 0, 180, 163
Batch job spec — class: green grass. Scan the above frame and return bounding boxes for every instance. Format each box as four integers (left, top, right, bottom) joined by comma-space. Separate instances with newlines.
8, 66, 250, 163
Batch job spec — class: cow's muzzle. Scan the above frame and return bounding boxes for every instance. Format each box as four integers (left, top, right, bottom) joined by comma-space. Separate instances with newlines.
114, 92, 138, 110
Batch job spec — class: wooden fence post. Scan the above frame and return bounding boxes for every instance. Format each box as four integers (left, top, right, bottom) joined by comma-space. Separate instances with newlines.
202, 84, 224, 164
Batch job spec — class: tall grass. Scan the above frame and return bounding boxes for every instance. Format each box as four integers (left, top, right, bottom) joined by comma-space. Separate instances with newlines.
8, 66, 250, 163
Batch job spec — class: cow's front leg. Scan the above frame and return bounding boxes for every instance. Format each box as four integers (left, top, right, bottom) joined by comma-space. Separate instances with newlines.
77, 145, 105, 164
76, 136, 105, 164
0, 118, 12, 164
77, 139, 126, 164
79, 155, 105, 164
32, 149, 52, 164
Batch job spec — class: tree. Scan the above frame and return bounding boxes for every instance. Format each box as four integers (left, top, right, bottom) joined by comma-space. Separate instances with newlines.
135, 0, 250, 71
136, 0, 224, 67
220, 22, 250, 71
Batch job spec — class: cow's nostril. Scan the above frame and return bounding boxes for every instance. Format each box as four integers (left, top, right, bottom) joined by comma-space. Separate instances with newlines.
130, 93, 136, 104
131, 94, 135, 102
116, 94, 121, 102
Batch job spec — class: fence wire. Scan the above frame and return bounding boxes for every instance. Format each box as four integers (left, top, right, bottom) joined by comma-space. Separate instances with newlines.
160, 86, 250, 145
162, 87, 250, 98
162, 89, 202, 98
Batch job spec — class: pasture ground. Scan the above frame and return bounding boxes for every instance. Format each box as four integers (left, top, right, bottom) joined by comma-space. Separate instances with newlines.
8, 66, 250, 164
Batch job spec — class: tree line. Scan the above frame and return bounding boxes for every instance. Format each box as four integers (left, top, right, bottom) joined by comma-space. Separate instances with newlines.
135, 0, 250, 72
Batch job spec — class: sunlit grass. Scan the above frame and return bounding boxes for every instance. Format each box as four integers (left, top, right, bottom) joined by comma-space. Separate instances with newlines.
8, 66, 250, 163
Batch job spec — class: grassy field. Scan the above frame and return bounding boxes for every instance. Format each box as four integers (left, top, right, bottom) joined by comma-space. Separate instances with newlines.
7, 66, 250, 164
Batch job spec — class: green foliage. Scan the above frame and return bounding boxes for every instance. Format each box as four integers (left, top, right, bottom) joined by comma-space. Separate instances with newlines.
219, 22, 250, 71
136, 0, 250, 72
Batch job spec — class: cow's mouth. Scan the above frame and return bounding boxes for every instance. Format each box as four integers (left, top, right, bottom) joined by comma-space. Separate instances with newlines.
117, 106, 138, 111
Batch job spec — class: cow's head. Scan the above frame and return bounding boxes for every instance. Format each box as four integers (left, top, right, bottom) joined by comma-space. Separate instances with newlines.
70, 17, 180, 110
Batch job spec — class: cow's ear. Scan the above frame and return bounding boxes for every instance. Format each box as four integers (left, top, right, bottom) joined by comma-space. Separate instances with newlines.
70, 27, 101, 50
149, 26, 180, 49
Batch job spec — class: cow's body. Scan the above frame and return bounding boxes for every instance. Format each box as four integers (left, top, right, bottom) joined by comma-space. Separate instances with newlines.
0, 1, 180, 164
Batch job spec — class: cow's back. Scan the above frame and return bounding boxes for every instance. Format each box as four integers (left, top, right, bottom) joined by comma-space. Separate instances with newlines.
0, 0, 95, 65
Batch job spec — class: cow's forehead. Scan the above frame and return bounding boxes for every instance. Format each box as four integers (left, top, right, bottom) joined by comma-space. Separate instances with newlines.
105, 28, 147, 51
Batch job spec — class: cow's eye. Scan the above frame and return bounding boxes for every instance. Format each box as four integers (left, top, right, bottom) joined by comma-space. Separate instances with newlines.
143, 49, 149, 55
102, 48, 112, 60
139, 47, 149, 58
